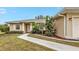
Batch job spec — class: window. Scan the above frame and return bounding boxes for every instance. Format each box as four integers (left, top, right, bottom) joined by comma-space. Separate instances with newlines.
16, 24, 20, 30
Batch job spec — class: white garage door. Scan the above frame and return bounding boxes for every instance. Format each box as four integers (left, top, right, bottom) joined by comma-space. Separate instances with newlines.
72, 17, 79, 39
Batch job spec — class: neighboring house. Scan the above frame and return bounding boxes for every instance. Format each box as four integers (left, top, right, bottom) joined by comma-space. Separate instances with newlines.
54, 7, 79, 39
7, 19, 46, 33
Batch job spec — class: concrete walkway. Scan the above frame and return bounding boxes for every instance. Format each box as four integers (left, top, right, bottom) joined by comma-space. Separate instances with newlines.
18, 34, 79, 51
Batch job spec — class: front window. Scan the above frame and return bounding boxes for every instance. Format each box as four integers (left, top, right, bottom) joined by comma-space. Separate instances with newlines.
16, 24, 20, 30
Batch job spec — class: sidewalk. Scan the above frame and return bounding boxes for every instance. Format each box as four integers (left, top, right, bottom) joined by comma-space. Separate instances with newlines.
18, 34, 79, 51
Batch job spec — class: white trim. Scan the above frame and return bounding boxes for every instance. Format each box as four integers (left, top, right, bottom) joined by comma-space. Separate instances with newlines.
64, 15, 66, 36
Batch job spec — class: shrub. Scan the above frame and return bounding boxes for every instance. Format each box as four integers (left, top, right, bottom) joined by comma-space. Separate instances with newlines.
0, 24, 9, 32
32, 22, 46, 34
32, 24, 41, 34
6, 31, 23, 34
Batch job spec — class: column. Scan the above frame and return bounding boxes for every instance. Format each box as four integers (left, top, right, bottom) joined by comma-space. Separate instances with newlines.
30, 23, 32, 32
22, 23, 25, 33
64, 15, 67, 36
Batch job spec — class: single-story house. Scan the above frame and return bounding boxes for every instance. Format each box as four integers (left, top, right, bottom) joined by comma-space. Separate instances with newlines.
7, 19, 46, 33
7, 7, 79, 40
54, 7, 79, 39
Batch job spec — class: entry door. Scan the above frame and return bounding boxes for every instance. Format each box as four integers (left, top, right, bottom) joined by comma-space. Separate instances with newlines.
27, 24, 30, 32
72, 17, 79, 38
26, 24, 30, 32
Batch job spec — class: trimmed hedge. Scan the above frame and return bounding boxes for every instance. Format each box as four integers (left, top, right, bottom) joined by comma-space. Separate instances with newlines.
6, 31, 23, 34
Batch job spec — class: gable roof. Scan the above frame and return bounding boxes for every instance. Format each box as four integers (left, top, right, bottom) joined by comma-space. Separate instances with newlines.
6, 19, 46, 24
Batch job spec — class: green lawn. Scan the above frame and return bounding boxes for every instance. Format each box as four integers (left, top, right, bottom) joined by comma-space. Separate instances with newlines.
28, 34, 79, 47
0, 34, 53, 51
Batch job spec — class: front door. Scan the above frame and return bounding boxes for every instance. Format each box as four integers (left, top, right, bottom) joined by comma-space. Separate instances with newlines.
25, 24, 30, 33
72, 17, 79, 39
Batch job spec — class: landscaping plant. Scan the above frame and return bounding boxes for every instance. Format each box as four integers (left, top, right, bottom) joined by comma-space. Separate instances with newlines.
45, 16, 56, 36
32, 16, 56, 36
0, 24, 9, 33
32, 23, 41, 34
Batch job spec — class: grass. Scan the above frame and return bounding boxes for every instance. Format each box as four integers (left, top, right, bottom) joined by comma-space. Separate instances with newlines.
0, 34, 53, 51
28, 34, 79, 47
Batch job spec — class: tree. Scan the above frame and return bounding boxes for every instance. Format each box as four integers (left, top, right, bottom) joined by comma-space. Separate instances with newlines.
35, 15, 44, 19
0, 24, 9, 32
45, 16, 56, 36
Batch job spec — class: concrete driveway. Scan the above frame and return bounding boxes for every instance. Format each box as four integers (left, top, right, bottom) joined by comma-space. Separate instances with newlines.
18, 34, 79, 51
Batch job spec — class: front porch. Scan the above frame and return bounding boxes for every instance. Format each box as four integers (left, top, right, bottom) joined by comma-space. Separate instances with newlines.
22, 22, 32, 33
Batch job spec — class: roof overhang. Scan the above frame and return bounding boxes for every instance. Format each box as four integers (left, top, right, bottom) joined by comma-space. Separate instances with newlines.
53, 7, 79, 19
6, 19, 46, 24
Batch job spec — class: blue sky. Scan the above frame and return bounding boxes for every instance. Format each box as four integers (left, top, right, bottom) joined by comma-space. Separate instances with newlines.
0, 7, 63, 24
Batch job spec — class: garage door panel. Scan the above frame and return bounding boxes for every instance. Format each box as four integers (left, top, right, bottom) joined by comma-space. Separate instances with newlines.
72, 17, 79, 38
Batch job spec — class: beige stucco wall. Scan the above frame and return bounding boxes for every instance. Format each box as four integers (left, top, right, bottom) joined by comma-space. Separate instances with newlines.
8, 23, 33, 33
55, 17, 64, 37
8, 23, 22, 31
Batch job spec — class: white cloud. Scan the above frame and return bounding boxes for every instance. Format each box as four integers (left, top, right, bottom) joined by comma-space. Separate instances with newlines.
0, 8, 6, 15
